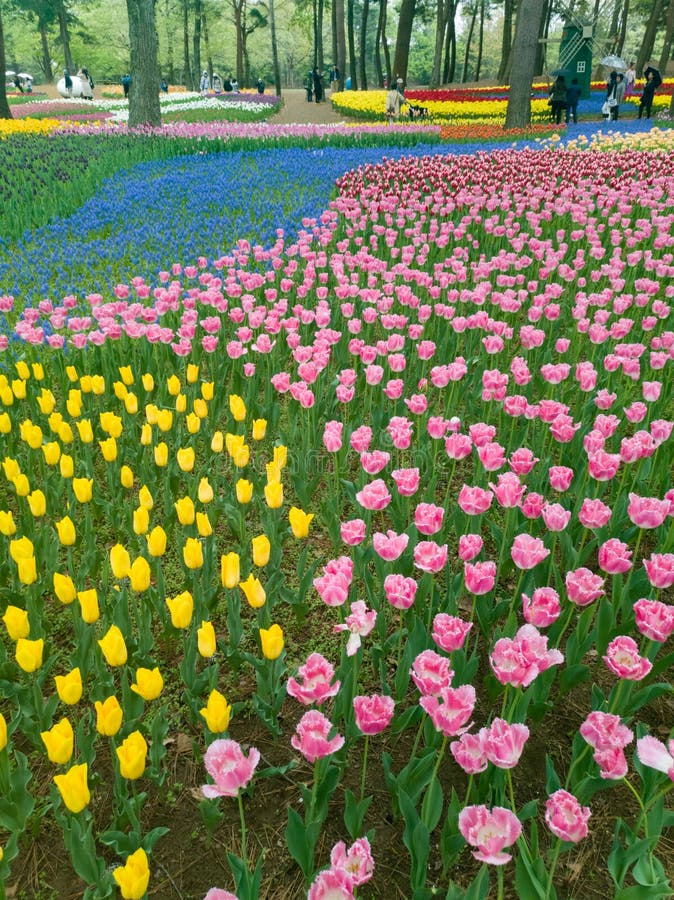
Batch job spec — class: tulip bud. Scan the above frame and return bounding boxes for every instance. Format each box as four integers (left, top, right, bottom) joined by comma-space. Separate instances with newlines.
54, 763, 90, 813
15, 638, 44, 672
133, 506, 149, 535
289, 507, 314, 539
252, 418, 267, 441
198, 478, 214, 504
146, 526, 167, 557
229, 394, 246, 422
54, 667, 83, 705
221, 552, 240, 589
166, 591, 193, 629
116, 730, 148, 780
95, 695, 123, 735
113, 847, 150, 900
177, 447, 195, 472
72, 478, 93, 503
211, 430, 224, 453
240, 574, 266, 608
110, 544, 131, 580
27, 489, 46, 517
77, 589, 100, 624
200, 689, 232, 733
154, 441, 168, 466
53, 572, 76, 605
129, 557, 151, 592
2, 605, 29, 640
141, 372, 154, 392
260, 624, 284, 660
130, 667, 163, 701
236, 479, 253, 504
174, 496, 195, 525
264, 481, 283, 509
251, 534, 271, 567
41, 717, 74, 765
183, 537, 204, 570
98, 625, 128, 667
120, 465, 134, 489
55, 516, 76, 546
197, 621, 216, 658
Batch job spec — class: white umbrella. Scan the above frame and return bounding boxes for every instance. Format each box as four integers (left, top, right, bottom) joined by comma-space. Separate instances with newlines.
5, 70, 16, 77
600, 55, 627, 70
18, 73, 33, 80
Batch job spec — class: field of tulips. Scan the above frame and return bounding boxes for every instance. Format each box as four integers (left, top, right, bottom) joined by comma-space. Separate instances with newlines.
0, 114, 673, 900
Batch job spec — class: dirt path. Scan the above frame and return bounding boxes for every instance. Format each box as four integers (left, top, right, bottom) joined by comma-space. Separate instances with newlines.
271, 87, 345, 125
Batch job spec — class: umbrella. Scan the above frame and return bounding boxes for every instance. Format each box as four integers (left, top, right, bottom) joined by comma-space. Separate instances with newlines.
600, 55, 627, 70
550, 68, 572, 78
18, 73, 33, 80
5, 70, 16, 77
643, 66, 662, 88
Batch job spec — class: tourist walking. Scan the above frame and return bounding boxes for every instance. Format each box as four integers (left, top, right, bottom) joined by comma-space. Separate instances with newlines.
565, 77, 581, 124
638, 71, 657, 119
313, 67, 324, 103
548, 75, 567, 125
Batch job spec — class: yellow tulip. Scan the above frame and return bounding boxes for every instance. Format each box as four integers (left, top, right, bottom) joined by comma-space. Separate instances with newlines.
0, 386, 13, 406
77, 589, 99, 624
183, 537, 204, 569
154, 441, 168, 466
166, 591, 193, 628
251, 534, 271, 567
58, 454, 74, 479
15, 638, 44, 672
156, 409, 173, 432
146, 526, 167, 557
145, 403, 159, 425
229, 394, 246, 422
21, 421, 43, 449
113, 847, 150, 900
186, 412, 201, 435
15, 361, 30, 381
133, 506, 149, 535
76, 419, 93, 443
130, 667, 163, 701
195, 512, 212, 538
116, 731, 148, 780
0, 511, 16, 536
32, 362, 44, 380
113, 380, 128, 401
226, 434, 244, 460
3, 605, 29, 640
252, 418, 267, 440
72, 477, 93, 503
177, 447, 195, 472
99, 411, 123, 438
99, 437, 117, 462
273, 445, 288, 469
236, 478, 253, 504
0, 712, 7, 750
53, 572, 76, 605
167, 374, 181, 396
129, 557, 151, 592
58, 421, 74, 444
2, 457, 20, 480
12, 473, 30, 496
197, 620, 216, 658
119, 365, 134, 386
55, 667, 83, 705
200, 689, 232, 733
193, 398, 208, 419
0, 412, 11, 433
94, 695, 123, 735
54, 763, 90, 813
197, 477, 214, 503
175, 393, 187, 413
120, 465, 134, 489
186, 363, 199, 383
174, 496, 195, 525
221, 552, 240, 589
265, 461, 281, 483
37, 388, 55, 415
289, 507, 314, 539
90, 375, 105, 395
67, 390, 82, 418
124, 393, 138, 415
65, 365, 78, 382
55, 516, 76, 546
17, 556, 37, 586
142, 373, 154, 391
140, 423, 152, 446
27, 489, 46, 517
211, 430, 224, 452
264, 481, 283, 509
201, 381, 214, 401
233, 444, 250, 468
98, 625, 128, 667
80, 375, 92, 393
110, 544, 131, 579
41, 717, 74, 764
9, 536, 33, 563
11, 379, 26, 400
260, 624, 284, 660
240, 574, 266, 609
138, 485, 153, 510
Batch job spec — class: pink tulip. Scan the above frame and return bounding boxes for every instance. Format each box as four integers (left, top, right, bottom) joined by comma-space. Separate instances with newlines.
587, 450, 621, 481
340, 519, 366, 546
580, 711, 633, 752
419, 684, 476, 737
432, 614, 472, 653
291, 710, 345, 763
511, 534, 550, 570
597, 539, 632, 575
349, 425, 372, 453
633, 598, 674, 642
458, 534, 483, 562
484, 718, 530, 769
330, 837, 374, 887
477, 442, 506, 472
545, 790, 591, 843
414, 502, 445, 535
413, 541, 448, 574
353, 694, 395, 735
383, 574, 418, 610
323, 421, 344, 452
643, 553, 674, 589
565, 568, 605, 606
520, 492, 545, 519
391, 467, 420, 496
287, 653, 341, 706
490, 624, 563, 688
202, 740, 260, 799
522, 587, 561, 627
458, 805, 522, 865
372, 530, 409, 561
490, 472, 525, 507
627, 493, 670, 529
464, 560, 496, 595
457, 485, 493, 516
204, 890, 239, 900
578, 498, 612, 529
445, 433, 473, 460
334, 601, 376, 656
603, 635, 652, 681
355, 479, 391, 511
307, 867, 354, 900
360, 450, 390, 475
450, 730, 489, 774
541, 502, 571, 532
410, 650, 453, 696
386, 416, 413, 449
636, 735, 674, 781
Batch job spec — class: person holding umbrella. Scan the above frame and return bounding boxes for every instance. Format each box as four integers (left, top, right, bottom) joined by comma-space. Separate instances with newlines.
548, 74, 567, 125
638, 68, 660, 119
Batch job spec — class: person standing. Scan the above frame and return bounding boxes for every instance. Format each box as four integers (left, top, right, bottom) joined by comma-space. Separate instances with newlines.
624, 62, 636, 97
13, 74, 24, 93
122, 73, 131, 98
607, 72, 625, 121
64, 68, 73, 97
256, 77, 265, 94
78, 67, 93, 99
638, 71, 656, 119
329, 63, 340, 92
313, 67, 324, 103
565, 77, 581, 124
548, 75, 566, 125
199, 70, 210, 92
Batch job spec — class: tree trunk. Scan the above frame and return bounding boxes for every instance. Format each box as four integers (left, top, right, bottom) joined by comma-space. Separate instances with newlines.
126, 0, 161, 126
332, 0, 338, 77
443, 13, 456, 83
392, 0, 416, 84
202, 10, 213, 84
312, 0, 318, 67
39, 22, 53, 83
497, 0, 514, 84
0, 6, 12, 119
374, 0, 384, 85
55, 0, 74, 72
359, 0, 369, 89
430, 0, 447, 88
534, 0, 550, 77
317, 0, 325, 71
658, 0, 674, 73
269, 0, 282, 95
616, 0, 630, 57
637, 0, 664, 75
504, 0, 546, 127
164, 0, 175, 83
475, 0, 485, 81
183, 0, 192, 89
193, 0, 202, 88
335, 0, 346, 89
461, 4, 477, 83
347, 0, 358, 89
233, 0, 244, 83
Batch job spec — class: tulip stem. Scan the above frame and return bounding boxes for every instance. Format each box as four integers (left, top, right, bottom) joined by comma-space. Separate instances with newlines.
238, 790, 248, 869
360, 734, 369, 804
497, 864, 505, 900
544, 837, 562, 898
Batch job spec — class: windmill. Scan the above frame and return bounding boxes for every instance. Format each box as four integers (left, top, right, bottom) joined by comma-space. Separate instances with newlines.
542, 1, 618, 97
